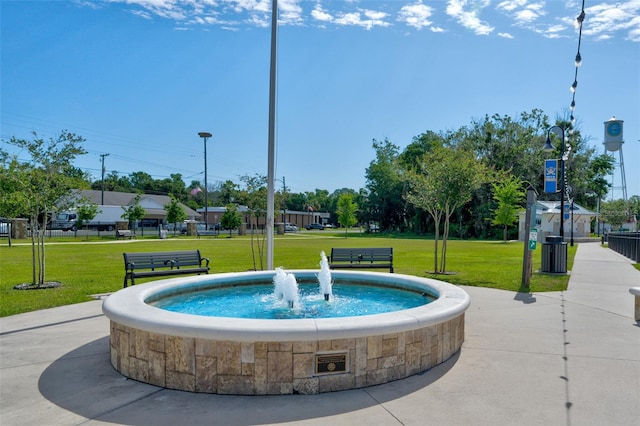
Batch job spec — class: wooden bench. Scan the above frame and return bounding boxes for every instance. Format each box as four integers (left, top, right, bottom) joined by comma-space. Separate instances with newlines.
630, 287, 640, 321
123, 250, 210, 287
329, 248, 393, 273
116, 229, 135, 240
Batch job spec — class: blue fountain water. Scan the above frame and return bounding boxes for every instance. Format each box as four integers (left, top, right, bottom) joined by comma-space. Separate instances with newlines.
152, 281, 433, 319
151, 253, 434, 319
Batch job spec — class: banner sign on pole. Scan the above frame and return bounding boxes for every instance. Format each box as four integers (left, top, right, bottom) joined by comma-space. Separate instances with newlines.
528, 228, 538, 250
544, 159, 557, 193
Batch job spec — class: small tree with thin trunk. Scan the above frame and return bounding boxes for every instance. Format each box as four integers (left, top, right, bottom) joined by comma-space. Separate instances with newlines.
164, 195, 187, 235
336, 194, 358, 238
491, 175, 525, 242
121, 194, 146, 233
77, 203, 101, 240
0, 131, 87, 288
406, 145, 487, 273
221, 203, 242, 238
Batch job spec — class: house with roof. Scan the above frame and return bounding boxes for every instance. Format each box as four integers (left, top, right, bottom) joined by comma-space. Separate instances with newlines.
75, 189, 200, 225
518, 201, 596, 241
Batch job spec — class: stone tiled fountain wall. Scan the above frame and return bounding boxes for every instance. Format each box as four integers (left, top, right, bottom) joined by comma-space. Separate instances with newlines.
109, 313, 464, 395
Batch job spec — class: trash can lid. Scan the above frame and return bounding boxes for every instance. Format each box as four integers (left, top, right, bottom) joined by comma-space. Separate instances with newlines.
545, 236, 563, 243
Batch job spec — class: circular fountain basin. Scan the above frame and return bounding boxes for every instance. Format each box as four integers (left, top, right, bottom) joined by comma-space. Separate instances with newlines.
103, 270, 470, 395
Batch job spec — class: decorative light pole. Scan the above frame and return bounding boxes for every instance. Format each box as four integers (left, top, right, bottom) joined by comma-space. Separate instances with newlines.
198, 132, 212, 230
543, 126, 571, 241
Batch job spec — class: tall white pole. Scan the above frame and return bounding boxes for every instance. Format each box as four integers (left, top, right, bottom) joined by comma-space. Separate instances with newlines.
266, 0, 277, 270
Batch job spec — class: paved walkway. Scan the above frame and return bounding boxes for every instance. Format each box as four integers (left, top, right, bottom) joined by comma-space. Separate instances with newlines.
1, 243, 638, 426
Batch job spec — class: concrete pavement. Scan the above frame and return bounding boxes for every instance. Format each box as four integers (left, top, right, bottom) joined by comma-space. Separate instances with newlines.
1, 242, 638, 425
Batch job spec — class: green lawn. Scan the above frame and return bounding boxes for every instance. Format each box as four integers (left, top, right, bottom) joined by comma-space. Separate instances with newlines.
0, 232, 574, 317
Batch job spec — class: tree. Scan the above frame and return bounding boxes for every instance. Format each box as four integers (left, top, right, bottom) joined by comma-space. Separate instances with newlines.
336, 194, 358, 237
629, 196, 640, 231
491, 175, 525, 242
237, 174, 268, 270
164, 195, 187, 235
600, 199, 629, 230
121, 194, 146, 232
364, 138, 407, 231
406, 145, 488, 273
0, 131, 87, 287
221, 203, 242, 238
77, 203, 100, 240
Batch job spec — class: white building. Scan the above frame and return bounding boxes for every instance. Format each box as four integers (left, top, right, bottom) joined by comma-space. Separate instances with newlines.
518, 201, 596, 241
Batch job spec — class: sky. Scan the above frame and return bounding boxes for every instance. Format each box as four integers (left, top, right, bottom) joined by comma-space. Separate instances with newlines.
1, 0, 639, 200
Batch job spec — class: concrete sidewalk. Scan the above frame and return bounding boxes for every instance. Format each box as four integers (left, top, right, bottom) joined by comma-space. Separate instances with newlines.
1, 243, 638, 426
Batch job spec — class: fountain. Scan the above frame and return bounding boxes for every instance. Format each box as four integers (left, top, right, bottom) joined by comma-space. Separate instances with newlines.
103, 263, 470, 395
273, 267, 287, 300
283, 271, 298, 308
273, 267, 299, 308
318, 251, 332, 301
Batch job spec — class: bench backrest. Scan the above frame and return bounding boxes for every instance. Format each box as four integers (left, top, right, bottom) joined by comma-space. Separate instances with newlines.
330, 248, 393, 263
124, 250, 203, 270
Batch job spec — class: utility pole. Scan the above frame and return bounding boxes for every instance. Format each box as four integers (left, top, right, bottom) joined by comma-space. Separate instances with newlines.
100, 153, 109, 205
281, 176, 287, 223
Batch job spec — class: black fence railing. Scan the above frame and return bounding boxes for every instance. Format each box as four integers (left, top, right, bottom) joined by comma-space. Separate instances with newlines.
607, 232, 640, 262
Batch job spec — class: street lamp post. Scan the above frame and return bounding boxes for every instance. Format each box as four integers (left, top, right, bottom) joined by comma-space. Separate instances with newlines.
570, 197, 575, 246
543, 125, 571, 242
198, 132, 212, 230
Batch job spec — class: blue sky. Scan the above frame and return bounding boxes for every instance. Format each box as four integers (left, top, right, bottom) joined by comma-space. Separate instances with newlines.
1, 0, 639, 200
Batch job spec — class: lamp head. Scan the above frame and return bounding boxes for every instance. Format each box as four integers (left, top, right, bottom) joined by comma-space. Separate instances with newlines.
198, 132, 212, 139
542, 135, 555, 153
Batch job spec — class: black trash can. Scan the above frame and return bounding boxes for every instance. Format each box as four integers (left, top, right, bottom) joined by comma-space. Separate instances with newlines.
541, 235, 567, 273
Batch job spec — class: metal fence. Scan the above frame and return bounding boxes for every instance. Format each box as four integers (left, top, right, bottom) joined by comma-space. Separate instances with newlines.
607, 232, 640, 262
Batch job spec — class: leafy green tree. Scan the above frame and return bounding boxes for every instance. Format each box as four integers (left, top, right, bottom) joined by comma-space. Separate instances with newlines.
336, 194, 358, 237
219, 180, 239, 205
237, 174, 267, 270
157, 174, 187, 201
129, 171, 155, 193
220, 203, 242, 238
121, 194, 146, 232
287, 192, 308, 212
585, 155, 614, 232
327, 188, 359, 225
628, 196, 640, 231
406, 145, 488, 273
491, 175, 525, 242
364, 138, 406, 231
77, 203, 100, 240
0, 131, 87, 287
164, 195, 187, 235
600, 199, 630, 230
93, 171, 133, 193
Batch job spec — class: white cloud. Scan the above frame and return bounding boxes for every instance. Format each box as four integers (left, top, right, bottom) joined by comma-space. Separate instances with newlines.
498, 32, 514, 38
496, 0, 527, 13
278, 0, 303, 25
496, 0, 545, 26
398, 2, 434, 30
97, 0, 639, 42
583, 1, 640, 42
333, 10, 390, 30
311, 5, 333, 23
446, 0, 494, 35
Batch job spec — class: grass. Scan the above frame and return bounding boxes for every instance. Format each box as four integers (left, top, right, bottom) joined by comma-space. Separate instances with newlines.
0, 232, 575, 317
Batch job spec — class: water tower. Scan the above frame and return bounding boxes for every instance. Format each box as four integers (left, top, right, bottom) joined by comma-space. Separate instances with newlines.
603, 117, 627, 201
